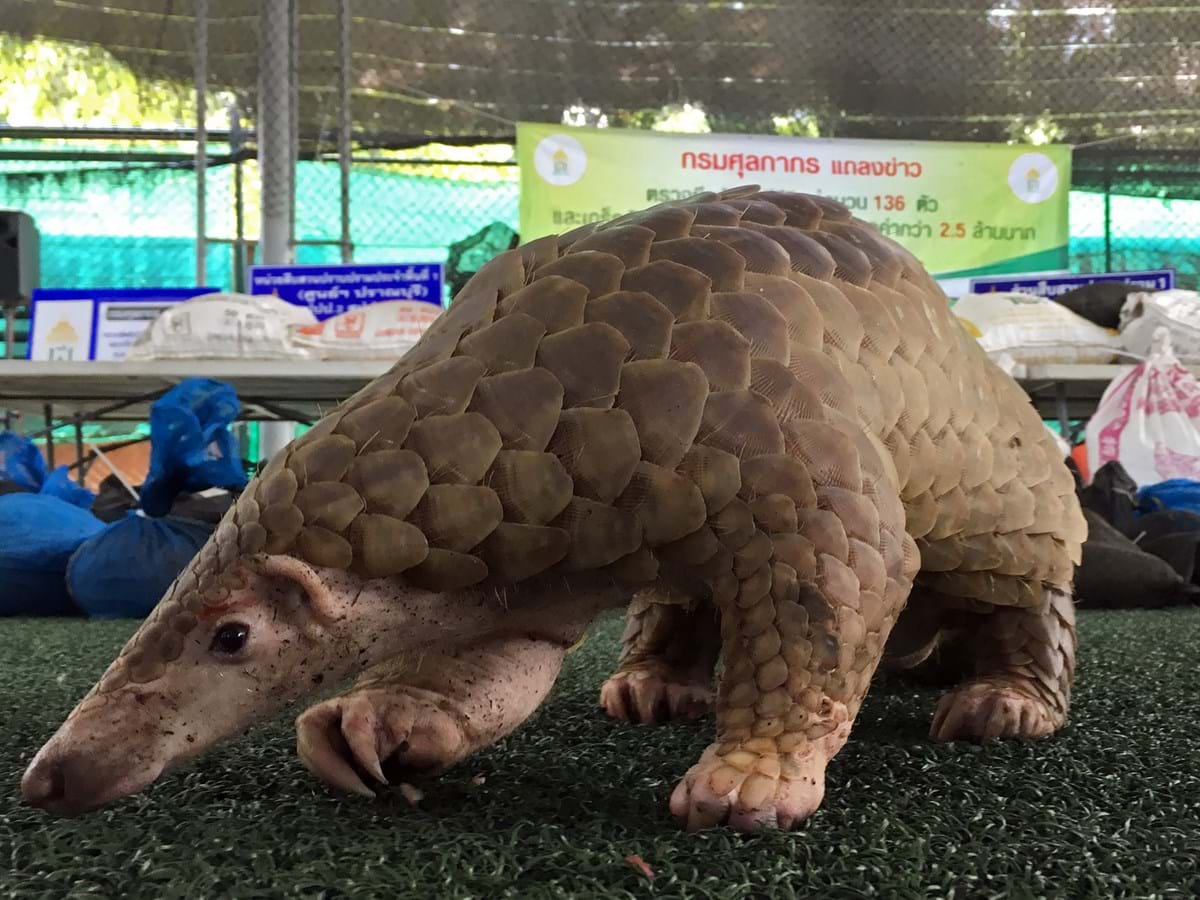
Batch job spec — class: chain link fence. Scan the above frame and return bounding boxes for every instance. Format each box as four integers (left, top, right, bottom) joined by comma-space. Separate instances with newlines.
1, 0, 1197, 353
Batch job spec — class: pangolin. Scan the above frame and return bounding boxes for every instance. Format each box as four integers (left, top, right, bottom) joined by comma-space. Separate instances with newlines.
22, 186, 1086, 832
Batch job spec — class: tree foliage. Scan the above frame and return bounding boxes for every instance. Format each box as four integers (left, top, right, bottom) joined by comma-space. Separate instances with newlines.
0, 34, 223, 129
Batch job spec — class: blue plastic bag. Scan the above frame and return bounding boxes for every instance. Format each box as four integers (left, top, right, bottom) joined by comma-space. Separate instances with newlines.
0, 432, 97, 507
0, 493, 105, 616
66, 513, 214, 619
40, 465, 97, 508
0, 431, 48, 492
1138, 479, 1200, 517
140, 378, 248, 517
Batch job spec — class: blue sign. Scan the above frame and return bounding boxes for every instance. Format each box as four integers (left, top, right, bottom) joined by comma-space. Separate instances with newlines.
248, 263, 444, 320
28, 287, 216, 361
968, 268, 1175, 298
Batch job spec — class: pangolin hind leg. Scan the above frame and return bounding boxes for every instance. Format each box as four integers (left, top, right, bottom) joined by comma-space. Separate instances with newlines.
890, 629, 975, 687
880, 593, 975, 687
599, 587, 720, 724
296, 635, 567, 796
929, 586, 1076, 743
668, 441, 917, 831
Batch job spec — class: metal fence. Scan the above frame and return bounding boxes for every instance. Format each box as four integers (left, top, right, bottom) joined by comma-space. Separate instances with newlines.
1, 0, 1198, 362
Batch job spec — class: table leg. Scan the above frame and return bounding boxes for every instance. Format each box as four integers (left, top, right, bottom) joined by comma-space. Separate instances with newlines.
1055, 381, 1071, 445
3, 303, 14, 361
43, 402, 56, 468
74, 415, 85, 486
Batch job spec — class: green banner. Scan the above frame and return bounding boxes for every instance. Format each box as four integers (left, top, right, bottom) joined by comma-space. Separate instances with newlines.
517, 123, 1071, 281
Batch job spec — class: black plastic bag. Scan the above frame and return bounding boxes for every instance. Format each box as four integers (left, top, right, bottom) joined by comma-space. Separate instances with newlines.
1053, 281, 1138, 330
1075, 510, 1199, 608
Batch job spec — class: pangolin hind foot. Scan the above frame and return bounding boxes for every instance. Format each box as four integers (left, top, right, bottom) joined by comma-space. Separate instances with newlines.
599, 588, 720, 723
930, 586, 1075, 742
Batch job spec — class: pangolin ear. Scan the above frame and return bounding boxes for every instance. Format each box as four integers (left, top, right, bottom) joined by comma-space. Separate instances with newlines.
247, 554, 343, 625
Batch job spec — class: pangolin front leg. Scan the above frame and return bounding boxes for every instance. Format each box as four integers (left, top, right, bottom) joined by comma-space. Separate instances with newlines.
296, 635, 566, 796
599, 588, 720, 724
930, 586, 1075, 742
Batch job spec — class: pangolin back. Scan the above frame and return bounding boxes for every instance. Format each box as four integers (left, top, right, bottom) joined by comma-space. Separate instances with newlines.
108, 185, 1086, 687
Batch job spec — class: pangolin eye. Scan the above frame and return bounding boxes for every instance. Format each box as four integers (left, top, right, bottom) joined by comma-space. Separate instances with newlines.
210, 622, 250, 656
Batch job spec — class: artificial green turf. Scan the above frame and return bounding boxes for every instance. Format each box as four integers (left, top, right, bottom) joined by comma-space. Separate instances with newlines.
2, 609, 1199, 900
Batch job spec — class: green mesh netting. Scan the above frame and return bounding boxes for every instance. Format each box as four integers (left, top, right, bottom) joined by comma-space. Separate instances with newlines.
0, 156, 520, 304
3, 154, 1196, 306
2, 146, 1197, 364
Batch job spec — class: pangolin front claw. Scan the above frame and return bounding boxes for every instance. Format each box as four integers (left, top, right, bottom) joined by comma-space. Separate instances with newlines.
296, 697, 379, 798
338, 697, 389, 785
295, 688, 466, 798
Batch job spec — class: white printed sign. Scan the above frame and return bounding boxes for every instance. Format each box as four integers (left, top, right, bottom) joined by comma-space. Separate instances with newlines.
28, 299, 92, 361
27, 288, 217, 361
94, 301, 181, 361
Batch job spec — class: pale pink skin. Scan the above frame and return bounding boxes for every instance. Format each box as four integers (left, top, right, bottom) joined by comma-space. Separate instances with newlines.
21, 554, 621, 817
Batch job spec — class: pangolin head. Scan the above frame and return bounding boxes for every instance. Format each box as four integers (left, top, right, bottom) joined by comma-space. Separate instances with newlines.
18, 411, 466, 816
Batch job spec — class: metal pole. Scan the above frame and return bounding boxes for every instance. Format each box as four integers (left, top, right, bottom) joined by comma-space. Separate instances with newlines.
259, 0, 292, 265
195, 0, 209, 285
338, 0, 353, 263
43, 403, 55, 467
2, 302, 13, 360
86, 440, 140, 501
0, 126, 246, 142
73, 415, 85, 486
230, 99, 247, 292
258, 0, 297, 462
1103, 161, 1113, 272
288, 0, 300, 253
1055, 382, 1071, 445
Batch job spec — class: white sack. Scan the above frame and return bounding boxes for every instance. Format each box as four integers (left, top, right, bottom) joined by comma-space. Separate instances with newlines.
126, 292, 317, 360
287, 300, 442, 360
1119, 289, 1200, 364
953, 292, 1121, 365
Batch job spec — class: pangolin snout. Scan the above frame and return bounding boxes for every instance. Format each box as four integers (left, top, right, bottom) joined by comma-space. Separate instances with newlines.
20, 755, 66, 809
21, 752, 96, 816
21, 748, 157, 817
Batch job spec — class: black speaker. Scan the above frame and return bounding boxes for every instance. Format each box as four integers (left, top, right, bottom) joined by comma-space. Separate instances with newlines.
0, 210, 40, 301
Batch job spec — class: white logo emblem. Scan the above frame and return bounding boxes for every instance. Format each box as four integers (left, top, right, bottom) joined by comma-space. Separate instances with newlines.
534, 134, 587, 186
1008, 152, 1059, 204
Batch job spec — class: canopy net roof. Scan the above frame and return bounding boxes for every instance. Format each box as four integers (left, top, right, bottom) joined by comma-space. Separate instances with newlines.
2, 0, 1198, 153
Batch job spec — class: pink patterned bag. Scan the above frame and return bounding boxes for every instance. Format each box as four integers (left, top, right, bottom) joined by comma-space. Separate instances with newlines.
1086, 327, 1200, 485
